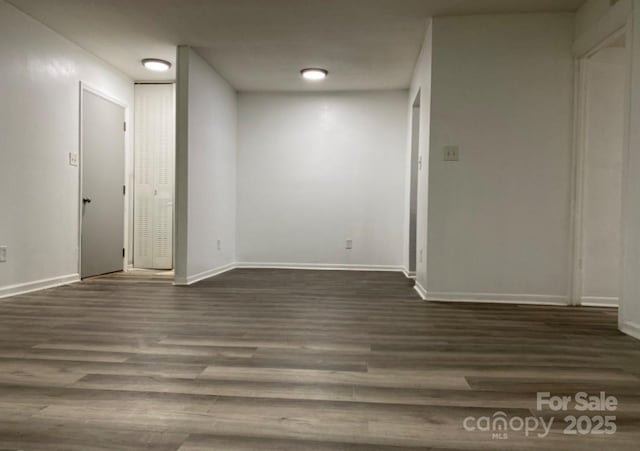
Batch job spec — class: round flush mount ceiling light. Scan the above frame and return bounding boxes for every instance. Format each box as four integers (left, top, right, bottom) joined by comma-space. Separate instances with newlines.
142, 58, 172, 72
301, 68, 328, 81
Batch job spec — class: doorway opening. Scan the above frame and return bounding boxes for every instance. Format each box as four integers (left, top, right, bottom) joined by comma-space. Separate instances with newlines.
79, 84, 127, 279
572, 30, 628, 307
408, 90, 421, 276
133, 83, 176, 271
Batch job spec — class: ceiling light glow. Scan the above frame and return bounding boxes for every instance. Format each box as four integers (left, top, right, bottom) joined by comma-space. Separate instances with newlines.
142, 58, 172, 72
301, 68, 328, 81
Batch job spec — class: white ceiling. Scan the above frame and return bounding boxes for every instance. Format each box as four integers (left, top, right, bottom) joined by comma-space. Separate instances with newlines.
7, 0, 584, 91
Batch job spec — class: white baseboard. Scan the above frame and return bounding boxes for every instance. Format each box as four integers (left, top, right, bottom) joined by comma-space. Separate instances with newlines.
424, 291, 568, 306
175, 262, 406, 286
620, 321, 640, 341
0, 274, 80, 300
580, 296, 619, 307
174, 262, 236, 286
235, 262, 405, 272
414, 281, 427, 300
403, 269, 416, 279
413, 286, 569, 306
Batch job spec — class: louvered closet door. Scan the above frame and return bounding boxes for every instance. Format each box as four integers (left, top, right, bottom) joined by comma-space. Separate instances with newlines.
134, 84, 175, 269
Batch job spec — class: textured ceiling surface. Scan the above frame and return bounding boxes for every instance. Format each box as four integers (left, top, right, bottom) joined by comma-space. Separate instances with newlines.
7, 0, 584, 90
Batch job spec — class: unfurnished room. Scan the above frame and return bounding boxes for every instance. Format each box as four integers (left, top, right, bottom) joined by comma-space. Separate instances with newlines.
1, 0, 640, 450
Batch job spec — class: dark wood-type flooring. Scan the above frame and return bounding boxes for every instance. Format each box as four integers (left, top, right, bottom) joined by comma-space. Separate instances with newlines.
0, 269, 639, 450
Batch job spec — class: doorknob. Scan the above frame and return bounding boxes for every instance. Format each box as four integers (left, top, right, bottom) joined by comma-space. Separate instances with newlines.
83, 197, 92, 204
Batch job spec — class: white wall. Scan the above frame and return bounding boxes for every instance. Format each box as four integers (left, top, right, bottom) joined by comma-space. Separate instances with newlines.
581, 47, 626, 306
0, 0, 133, 297
406, 21, 433, 295
174, 47, 237, 285
424, 14, 575, 303
236, 91, 408, 269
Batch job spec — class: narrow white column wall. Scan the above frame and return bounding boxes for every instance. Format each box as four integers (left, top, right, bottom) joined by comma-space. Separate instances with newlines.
0, 0, 133, 297
175, 47, 237, 285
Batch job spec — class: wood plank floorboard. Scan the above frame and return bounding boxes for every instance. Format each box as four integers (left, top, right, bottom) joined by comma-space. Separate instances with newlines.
0, 268, 639, 449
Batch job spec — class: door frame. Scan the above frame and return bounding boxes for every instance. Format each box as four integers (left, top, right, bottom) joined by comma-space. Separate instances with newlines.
77, 81, 129, 277
569, 26, 631, 307
406, 89, 421, 278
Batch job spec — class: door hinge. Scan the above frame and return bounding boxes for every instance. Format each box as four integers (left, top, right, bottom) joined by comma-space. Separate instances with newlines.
123, 248, 125, 258
123, 185, 126, 195
123, 122, 127, 132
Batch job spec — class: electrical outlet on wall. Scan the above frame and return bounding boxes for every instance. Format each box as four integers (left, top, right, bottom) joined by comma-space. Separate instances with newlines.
345, 240, 353, 250
68, 152, 78, 167
443, 145, 460, 162
0, 246, 7, 263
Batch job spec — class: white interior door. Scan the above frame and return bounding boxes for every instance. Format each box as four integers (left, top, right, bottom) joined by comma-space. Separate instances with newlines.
81, 89, 125, 278
134, 84, 175, 269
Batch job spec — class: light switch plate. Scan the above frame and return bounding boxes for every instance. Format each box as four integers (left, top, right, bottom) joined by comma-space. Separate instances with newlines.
444, 146, 460, 162
0, 246, 7, 263
69, 152, 79, 167
345, 240, 353, 250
